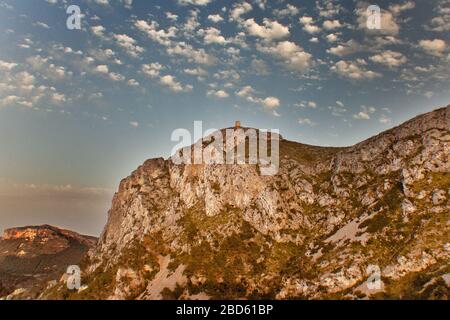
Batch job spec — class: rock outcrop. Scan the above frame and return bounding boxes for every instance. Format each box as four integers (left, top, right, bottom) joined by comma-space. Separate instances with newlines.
0, 225, 97, 299
44, 105, 449, 300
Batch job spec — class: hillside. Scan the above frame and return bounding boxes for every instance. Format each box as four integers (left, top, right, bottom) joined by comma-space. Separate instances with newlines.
42, 105, 449, 300
0, 225, 97, 299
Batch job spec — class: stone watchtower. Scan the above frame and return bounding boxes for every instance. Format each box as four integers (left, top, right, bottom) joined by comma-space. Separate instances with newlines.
235, 121, 241, 128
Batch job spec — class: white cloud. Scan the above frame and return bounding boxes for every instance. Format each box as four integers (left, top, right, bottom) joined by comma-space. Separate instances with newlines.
178, 0, 212, 5
244, 18, 290, 40
36, 21, 50, 29
213, 69, 240, 81
230, 2, 252, 21
299, 16, 321, 34
353, 105, 376, 120
236, 85, 255, 97
201, 27, 229, 45
298, 118, 315, 126
261, 96, 280, 109
113, 34, 144, 57
166, 12, 178, 21
389, 1, 415, 15
307, 101, 317, 108
327, 40, 362, 56
427, 15, 450, 32
326, 33, 338, 42
424, 91, 434, 98
127, 79, 139, 87
331, 60, 381, 79
122, 0, 133, 9
257, 41, 312, 72
160, 75, 193, 92
316, 1, 342, 18
166, 42, 216, 65
94, 64, 109, 74
208, 14, 223, 23
274, 4, 299, 17
207, 89, 229, 98
129, 121, 139, 127
141, 63, 163, 78
94, 0, 109, 5
184, 67, 207, 77
108, 72, 125, 81
0, 60, 18, 71
379, 114, 392, 124
323, 19, 342, 30
419, 39, 446, 56
302, 23, 321, 34
235, 86, 280, 115
184, 10, 200, 32
51, 92, 66, 103
27, 55, 69, 80
134, 20, 176, 46
370, 50, 407, 67
91, 25, 106, 38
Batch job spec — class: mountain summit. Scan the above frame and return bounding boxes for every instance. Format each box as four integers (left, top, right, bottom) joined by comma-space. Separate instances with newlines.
44, 106, 449, 300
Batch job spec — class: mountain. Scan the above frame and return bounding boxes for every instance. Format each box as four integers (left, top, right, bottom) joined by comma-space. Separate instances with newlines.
0, 225, 97, 299
43, 105, 449, 300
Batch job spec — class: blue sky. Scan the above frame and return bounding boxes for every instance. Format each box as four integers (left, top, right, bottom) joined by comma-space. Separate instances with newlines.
0, 0, 448, 235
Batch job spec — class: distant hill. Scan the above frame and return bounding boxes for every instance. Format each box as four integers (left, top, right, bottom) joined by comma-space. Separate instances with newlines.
0, 225, 96, 299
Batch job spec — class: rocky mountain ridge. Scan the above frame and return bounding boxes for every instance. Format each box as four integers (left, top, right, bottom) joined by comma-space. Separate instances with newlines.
40, 105, 450, 299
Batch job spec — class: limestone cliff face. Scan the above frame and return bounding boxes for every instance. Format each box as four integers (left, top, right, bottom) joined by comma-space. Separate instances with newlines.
48, 106, 449, 300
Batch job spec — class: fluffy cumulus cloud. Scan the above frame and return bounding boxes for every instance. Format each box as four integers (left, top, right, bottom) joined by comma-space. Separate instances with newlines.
274, 4, 299, 17
298, 117, 316, 126
113, 34, 144, 57
243, 18, 290, 41
299, 16, 321, 34
235, 85, 280, 116
331, 60, 381, 79
257, 41, 312, 72
419, 39, 447, 57
0, 60, 18, 71
134, 20, 177, 46
261, 96, 280, 109
26, 55, 70, 80
166, 42, 216, 65
236, 85, 255, 97
178, 0, 212, 6
159, 75, 192, 92
323, 19, 342, 30
94, 64, 109, 74
201, 27, 229, 45
207, 89, 229, 98
327, 40, 362, 56
370, 50, 407, 67
142, 63, 160, 76
230, 2, 252, 21
208, 14, 223, 23
91, 25, 106, 38
353, 105, 376, 120
426, 1, 450, 32
184, 67, 207, 77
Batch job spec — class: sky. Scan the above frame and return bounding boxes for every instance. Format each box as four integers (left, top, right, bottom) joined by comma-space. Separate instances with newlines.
0, 0, 449, 236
